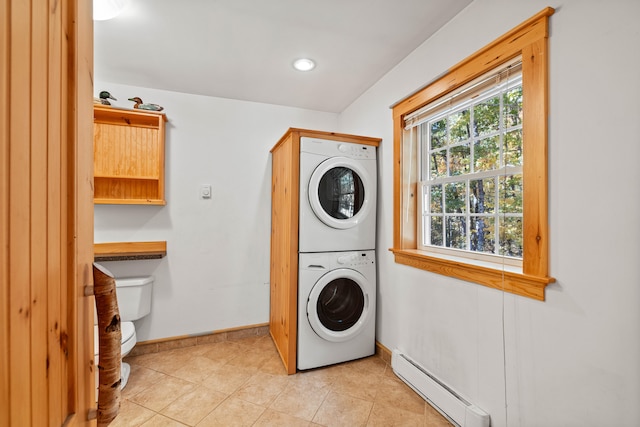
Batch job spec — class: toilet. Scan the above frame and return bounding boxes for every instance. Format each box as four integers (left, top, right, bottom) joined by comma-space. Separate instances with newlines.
94, 274, 153, 390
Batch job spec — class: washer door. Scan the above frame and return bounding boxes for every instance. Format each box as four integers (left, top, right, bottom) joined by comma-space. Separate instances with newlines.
307, 269, 372, 342
308, 157, 373, 229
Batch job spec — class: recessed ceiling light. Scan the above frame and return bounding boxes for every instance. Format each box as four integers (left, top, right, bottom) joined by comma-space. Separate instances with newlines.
293, 58, 316, 72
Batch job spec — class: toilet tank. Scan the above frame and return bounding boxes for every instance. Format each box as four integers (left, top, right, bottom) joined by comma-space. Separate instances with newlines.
115, 276, 154, 321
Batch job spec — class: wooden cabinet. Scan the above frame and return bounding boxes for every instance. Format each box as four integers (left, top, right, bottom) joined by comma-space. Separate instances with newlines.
93, 105, 167, 205
269, 128, 381, 374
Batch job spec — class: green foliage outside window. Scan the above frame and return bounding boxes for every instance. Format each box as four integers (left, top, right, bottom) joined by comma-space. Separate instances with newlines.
421, 80, 523, 258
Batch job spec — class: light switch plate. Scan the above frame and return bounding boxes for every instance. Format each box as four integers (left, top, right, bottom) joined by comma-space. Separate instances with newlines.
200, 184, 212, 199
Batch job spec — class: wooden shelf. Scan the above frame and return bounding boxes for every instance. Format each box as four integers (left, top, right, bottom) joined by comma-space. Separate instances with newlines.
94, 241, 167, 261
93, 105, 165, 127
94, 105, 167, 205
93, 198, 166, 206
94, 174, 160, 181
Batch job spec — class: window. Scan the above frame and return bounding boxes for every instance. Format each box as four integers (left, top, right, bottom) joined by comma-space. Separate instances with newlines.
391, 8, 555, 300
412, 62, 524, 264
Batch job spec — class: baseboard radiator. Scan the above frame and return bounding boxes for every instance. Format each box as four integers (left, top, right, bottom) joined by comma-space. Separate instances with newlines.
391, 349, 491, 427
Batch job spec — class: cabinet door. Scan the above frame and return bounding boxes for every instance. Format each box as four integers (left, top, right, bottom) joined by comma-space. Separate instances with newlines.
93, 106, 167, 205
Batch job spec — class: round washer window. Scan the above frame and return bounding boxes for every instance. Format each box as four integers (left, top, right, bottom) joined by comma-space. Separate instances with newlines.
316, 278, 365, 332
308, 157, 373, 230
317, 167, 365, 220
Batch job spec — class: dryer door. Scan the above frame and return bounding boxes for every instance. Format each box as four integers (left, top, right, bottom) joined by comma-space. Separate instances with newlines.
308, 157, 373, 229
306, 268, 372, 342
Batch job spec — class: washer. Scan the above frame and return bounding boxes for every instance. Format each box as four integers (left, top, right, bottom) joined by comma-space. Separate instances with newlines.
299, 137, 377, 253
297, 250, 376, 370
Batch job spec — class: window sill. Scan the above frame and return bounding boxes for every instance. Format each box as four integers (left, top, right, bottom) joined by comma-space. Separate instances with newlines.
390, 248, 555, 301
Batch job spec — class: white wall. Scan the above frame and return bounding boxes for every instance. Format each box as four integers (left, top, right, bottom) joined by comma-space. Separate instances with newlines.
339, 1, 640, 426
93, 82, 338, 341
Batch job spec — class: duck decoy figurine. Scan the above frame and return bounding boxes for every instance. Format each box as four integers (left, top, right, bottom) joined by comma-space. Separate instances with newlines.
94, 91, 117, 105
127, 97, 164, 111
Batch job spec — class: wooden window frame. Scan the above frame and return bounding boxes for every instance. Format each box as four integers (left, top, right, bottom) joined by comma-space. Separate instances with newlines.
391, 7, 556, 301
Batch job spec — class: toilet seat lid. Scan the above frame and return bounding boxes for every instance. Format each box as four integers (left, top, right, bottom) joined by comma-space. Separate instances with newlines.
94, 321, 135, 347
121, 321, 135, 343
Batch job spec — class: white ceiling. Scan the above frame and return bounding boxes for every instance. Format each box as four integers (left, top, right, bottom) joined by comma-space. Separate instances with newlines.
94, 0, 473, 113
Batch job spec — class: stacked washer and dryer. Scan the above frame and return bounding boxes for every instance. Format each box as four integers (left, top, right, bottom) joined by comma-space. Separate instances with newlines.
296, 136, 378, 370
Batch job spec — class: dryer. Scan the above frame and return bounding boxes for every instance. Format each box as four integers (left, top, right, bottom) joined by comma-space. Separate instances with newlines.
299, 137, 377, 253
297, 250, 376, 370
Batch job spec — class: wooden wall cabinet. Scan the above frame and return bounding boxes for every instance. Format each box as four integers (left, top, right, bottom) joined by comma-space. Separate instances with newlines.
269, 128, 381, 374
93, 105, 167, 205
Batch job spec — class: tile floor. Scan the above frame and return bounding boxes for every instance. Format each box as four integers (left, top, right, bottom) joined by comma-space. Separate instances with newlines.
112, 334, 453, 426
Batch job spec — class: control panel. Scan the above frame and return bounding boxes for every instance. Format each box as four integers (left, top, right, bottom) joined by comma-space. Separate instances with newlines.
336, 143, 376, 160
336, 251, 375, 267
300, 137, 376, 160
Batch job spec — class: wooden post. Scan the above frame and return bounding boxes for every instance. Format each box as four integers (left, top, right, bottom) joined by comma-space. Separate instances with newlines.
92, 263, 122, 426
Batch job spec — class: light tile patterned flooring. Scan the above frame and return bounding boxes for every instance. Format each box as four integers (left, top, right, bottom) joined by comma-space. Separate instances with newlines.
113, 334, 453, 426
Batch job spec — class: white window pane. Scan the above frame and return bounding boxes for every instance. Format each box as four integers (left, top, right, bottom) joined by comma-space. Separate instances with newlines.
503, 86, 523, 128
499, 174, 523, 214
449, 144, 471, 176
445, 182, 466, 213
474, 136, 499, 172
430, 119, 447, 149
470, 178, 495, 214
449, 109, 470, 143
430, 216, 443, 246
473, 96, 500, 137
500, 217, 523, 257
446, 216, 467, 250
503, 130, 523, 167
471, 216, 495, 254
430, 185, 443, 213
430, 150, 447, 179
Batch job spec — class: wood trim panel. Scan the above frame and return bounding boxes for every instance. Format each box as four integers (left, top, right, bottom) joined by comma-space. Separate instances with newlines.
31, 1, 50, 422
392, 7, 554, 116
70, 0, 95, 422
391, 8, 555, 300
270, 132, 299, 375
127, 324, 270, 358
375, 341, 392, 365
8, 1, 32, 423
522, 38, 549, 277
1, 0, 94, 424
0, 0, 9, 424
271, 128, 381, 152
9, 0, 33, 422
47, 0, 65, 420
93, 105, 167, 127
93, 195, 166, 205
391, 249, 551, 301
392, 113, 403, 249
